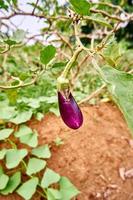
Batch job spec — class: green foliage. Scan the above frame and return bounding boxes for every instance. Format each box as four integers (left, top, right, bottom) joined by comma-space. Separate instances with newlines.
31, 144, 51, 159
69, 0, 90, 15
17, 177, 39, 200
0, 0, 8, 10
54, 137, 64, 146
59, 176, 80, 200
0, 149, 7, 160
0, 0, 133, 199
0, 128, 14, 140
0, 174, 9, 190
0, 172, 21, 195
26, 158, 46, 175
18, 131, 38, 148
41, 168, 60, 188
40, 45, 56, 65
102, 66, 133, 134
47, 188, 62, 200
10, 110, 33, 124
6, 149, 28, 169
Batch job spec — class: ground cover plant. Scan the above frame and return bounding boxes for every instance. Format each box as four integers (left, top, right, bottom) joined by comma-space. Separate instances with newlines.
0, 0, 133, 199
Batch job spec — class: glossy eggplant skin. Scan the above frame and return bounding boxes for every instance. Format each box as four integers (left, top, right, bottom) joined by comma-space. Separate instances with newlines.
58, 91, 83, 129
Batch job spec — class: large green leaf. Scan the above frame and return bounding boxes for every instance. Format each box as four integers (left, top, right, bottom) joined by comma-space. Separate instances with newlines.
0, 174, 9, 190
0, 128, 14, 141
26, 158, 46, 175
14, 125, 38, 147
31, 144, 51, 159
69, 0, 90, 15
14, 125, 32, 138
19, 132, 38, 147
40, 45, 56, 65
41, 168, 60, 188
17, 177, 38, 200
0, 105, 16, 120
6, 149, 28, 169
102, 66, 133, 134
59, 177, 80, 200
0, 172, 21, 195
10, 110, 33, 124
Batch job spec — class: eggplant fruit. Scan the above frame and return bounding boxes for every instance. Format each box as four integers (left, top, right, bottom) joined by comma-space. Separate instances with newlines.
58, 91, 83, 129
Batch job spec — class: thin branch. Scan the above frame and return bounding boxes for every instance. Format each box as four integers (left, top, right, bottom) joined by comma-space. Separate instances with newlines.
78, 84, 106, 105
96, 2, 127, 14
89, 8, 127, 22
0, 11, 69, 21
0, 77, 36, 89
61, 46, 83, 78
56, 32, 73, 54
32, 0, 39, 14
72, 54, 90, 81
0, 45, 10, 54
0, 69, 45, 90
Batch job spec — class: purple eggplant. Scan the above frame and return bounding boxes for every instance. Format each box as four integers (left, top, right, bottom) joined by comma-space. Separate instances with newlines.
58, 91, 83, 129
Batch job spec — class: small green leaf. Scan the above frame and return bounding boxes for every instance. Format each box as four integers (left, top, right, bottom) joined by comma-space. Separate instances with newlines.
4, 39, 17, 46
47, 188, 62, 200
0, 172, 21, 195
14, 125, 33, 138
26, 158, 46, 175
0, 128, 14, 140
10, 110, 33, 124
40, 45, 56, 65
0, 105, 16, 120
52, 62, 67, 69
0, 148, 7, 160
0, 0, 8, 10
31, 144, 51, 159
20, 132, 38, 147
54, 137, 64, 146
6, 149, 28, 169
41, 168, 60, 188
69, 0, 90, 15
59, 176, 80, 200
0, 174, 9, 190
17, 177, 38, 200
36, 112, 44, 121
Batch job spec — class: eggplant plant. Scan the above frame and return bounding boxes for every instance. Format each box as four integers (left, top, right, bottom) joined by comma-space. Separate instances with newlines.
0, 0, 133, 200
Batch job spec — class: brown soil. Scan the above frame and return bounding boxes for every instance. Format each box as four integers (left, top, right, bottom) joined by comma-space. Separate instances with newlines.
1, 103, 133, 200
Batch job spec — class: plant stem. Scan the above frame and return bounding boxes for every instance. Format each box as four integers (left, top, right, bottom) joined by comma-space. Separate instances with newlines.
61, 46, 83, 79
78, 84, 106, 104
6, 138, 17, 149
36, 189, 47, 199
21, 159, 27, 170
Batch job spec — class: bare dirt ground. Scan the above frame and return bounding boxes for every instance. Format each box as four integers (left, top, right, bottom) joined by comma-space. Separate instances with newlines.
1, 103, 133, 200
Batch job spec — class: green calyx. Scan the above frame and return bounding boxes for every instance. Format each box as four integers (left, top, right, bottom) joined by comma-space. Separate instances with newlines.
57, 76, 69, 91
